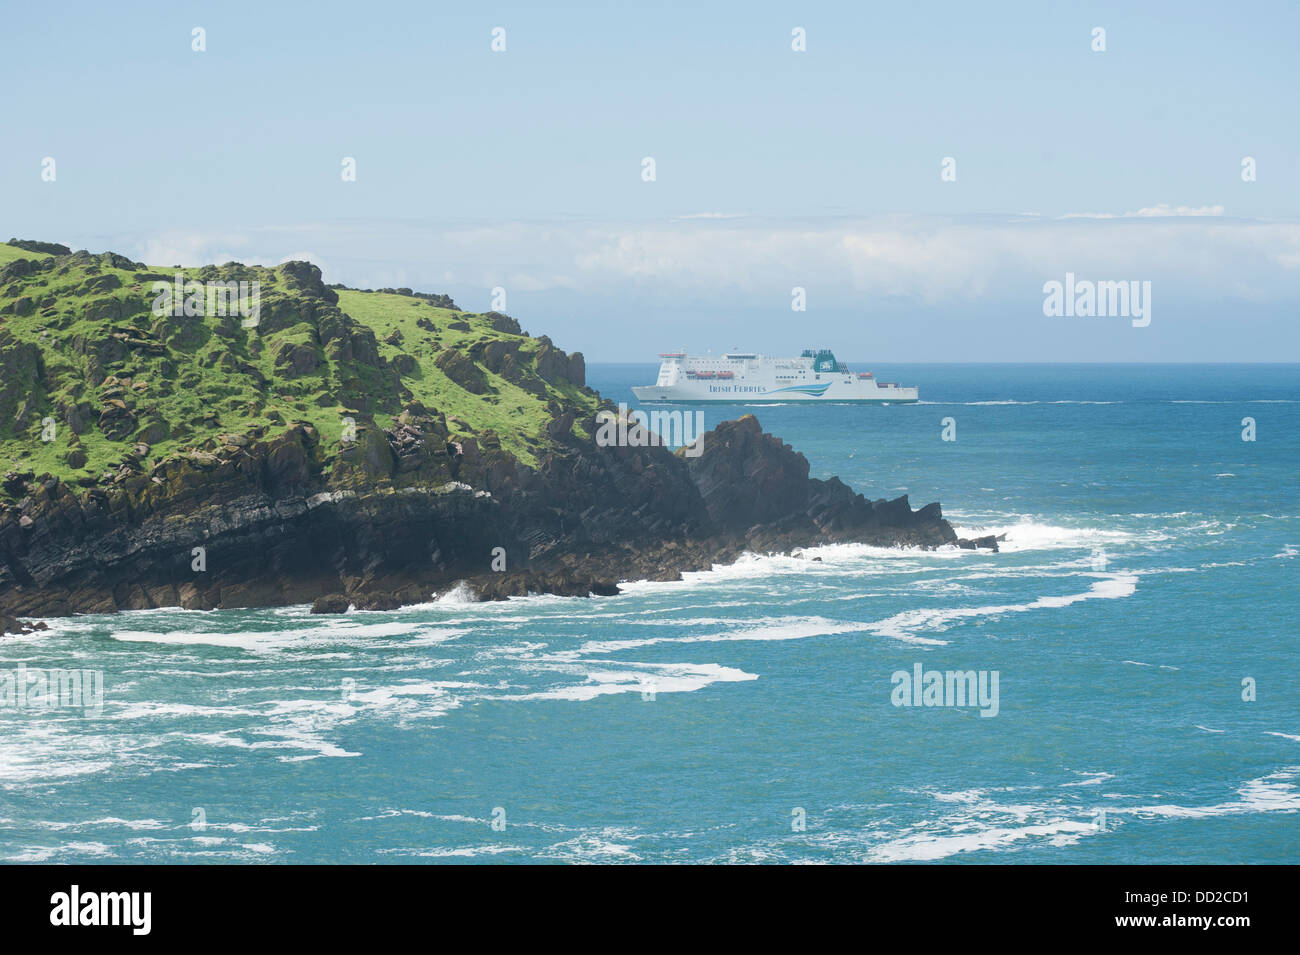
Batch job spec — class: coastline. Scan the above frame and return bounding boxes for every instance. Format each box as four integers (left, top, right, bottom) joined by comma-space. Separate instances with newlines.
2, 413, 995, 630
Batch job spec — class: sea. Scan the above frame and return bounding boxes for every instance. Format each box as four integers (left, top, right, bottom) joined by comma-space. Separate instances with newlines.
1, 363, 1296, 864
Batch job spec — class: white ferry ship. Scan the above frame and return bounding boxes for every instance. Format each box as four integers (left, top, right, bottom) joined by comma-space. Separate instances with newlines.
631, 349, 919, 403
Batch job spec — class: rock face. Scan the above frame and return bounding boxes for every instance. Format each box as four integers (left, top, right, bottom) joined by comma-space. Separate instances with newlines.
684, 415, 959, 551
0, 410, 985, 618
435, 349, 490, 394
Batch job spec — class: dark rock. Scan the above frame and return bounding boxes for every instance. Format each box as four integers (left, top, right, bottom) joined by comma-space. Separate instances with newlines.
485, 311, 521, 335
278, 260, 339, 305
353, 592, 402, 611
136, 420, 170, 445
0, 614, 49, 636
7, 238, 71, 256
97, 403, 137, 441
273, 341, 320, 378
435, 349, 489, 394
534, 341, 570, 384
567, 351, 586, 387
310, 594, 351, 614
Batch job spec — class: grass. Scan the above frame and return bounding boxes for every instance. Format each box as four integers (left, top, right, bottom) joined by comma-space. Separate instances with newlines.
0, 244, 52, 267
0, 244, 599, 489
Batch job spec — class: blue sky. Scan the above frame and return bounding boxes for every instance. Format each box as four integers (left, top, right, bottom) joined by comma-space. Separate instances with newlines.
2, 0, 1298, 360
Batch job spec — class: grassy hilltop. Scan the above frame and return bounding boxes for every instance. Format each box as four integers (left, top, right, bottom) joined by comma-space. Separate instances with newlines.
0, 239, 599, 492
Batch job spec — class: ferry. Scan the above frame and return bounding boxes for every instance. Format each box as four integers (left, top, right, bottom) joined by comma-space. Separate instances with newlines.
631, 349, 919, 403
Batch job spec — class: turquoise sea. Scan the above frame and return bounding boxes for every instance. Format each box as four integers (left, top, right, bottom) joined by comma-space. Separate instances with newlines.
2, 363, 1297, 864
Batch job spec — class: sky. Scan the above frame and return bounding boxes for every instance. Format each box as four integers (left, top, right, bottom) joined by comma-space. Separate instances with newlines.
2, 0, 1298, 361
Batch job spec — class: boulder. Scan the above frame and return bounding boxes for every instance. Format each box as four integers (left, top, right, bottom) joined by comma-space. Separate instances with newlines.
485, 311, 521, 335
310, 594, 350, 614
435, 349, 489, 394
273, 341, 320, 378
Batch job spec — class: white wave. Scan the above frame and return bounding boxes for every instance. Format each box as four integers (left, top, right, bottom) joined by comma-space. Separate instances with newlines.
536, 831, 642, 862
179, 727, 361, 761
1266, 732, 1300, 742
870, 820, 1099, 862
31, 817, 171, 832
867, 574, 1137, 642
867, 799, 1099, 862
871, 765, 1300, 862
1119, 767, 1300, 819
379, 844, 524, 858
436, 581, 478, 603
594, 572, 1137, 650
1194, 725, 1226, 734
1121, 659, 1179, 671
927, 787, 1002, 803
6, 842, 118, 863
109, 701, 262, 720
356, 810, 487, 824
108, 619, 453, 650
0, 722, 123, 783
619, 542, 971, 598
1063, 771, 1114, 787
949, 520, 1135, 553
578, 616, 878, 653
501, 661, 757, 701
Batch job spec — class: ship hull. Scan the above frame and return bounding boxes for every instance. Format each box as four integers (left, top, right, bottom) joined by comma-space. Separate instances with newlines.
635, 349, 919, 403
631, 384, 919, 403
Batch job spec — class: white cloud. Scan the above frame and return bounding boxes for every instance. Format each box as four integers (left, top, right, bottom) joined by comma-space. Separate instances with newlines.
114, 213, 1300, 308
1059, 204, 1225, 220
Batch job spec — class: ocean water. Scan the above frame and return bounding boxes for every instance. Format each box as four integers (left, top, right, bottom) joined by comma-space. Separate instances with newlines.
1, 363, 1297, 864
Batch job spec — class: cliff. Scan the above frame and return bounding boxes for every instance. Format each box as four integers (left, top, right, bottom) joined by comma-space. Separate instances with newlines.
0, 240, 987, 629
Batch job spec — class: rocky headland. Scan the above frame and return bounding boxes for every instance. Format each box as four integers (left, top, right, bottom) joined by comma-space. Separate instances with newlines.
0, 240, 992, 632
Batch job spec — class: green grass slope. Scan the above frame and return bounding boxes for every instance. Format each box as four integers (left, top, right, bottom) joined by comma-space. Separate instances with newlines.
0, 242, 54, 267
0, 240, 599, 493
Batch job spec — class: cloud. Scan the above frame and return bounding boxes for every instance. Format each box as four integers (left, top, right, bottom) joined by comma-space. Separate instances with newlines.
111, 213, 1300, 309
670, 212, 751, 220
1058, 204, 1226, 220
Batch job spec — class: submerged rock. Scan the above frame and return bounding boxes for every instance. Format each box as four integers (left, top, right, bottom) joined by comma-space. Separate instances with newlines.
0, 615, 49, 636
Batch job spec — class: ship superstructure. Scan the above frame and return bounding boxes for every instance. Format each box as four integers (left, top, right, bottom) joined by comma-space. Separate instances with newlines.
631, 349, 918, 403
